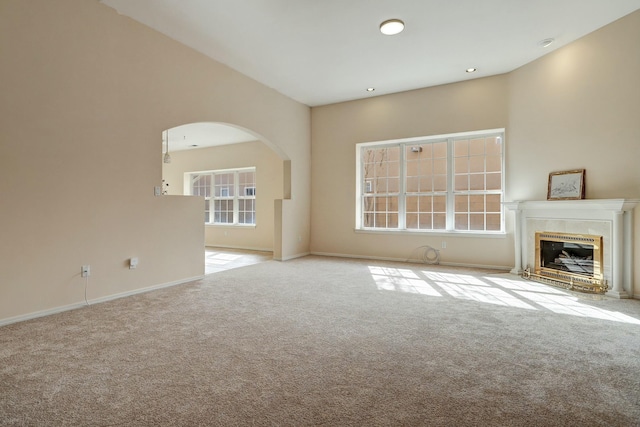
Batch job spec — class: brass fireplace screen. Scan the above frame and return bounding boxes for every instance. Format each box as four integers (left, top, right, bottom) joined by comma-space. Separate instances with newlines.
524, 231, 606, 294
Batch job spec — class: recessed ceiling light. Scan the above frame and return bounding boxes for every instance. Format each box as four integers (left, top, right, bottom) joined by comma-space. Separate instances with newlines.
380, 19, 404, 35
466, 68, 477, 73
366, 87, 375, 92
539, 38, 555, 48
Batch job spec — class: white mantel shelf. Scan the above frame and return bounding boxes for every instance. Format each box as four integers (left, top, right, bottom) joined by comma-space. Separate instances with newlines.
504, 199, 639, 298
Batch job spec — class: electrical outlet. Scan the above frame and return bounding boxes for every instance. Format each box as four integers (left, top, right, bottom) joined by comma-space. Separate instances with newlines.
154, 186, 161, 196
441, 241, 447, 249
129, 257, 138, 269
81, 265, 91, 277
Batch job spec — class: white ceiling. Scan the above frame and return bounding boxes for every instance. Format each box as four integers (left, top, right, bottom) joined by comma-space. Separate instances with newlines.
101, 0, 640, 107
100, 0, 640, 149
164, 122, 257, 152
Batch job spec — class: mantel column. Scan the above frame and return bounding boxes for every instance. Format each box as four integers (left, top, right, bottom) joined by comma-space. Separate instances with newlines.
511, 208, 523, 274
607, 210, 629, 298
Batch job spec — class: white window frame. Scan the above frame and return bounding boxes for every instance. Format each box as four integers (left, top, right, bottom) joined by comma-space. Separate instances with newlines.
355, 129, 505, 234
186, 167, 256, 226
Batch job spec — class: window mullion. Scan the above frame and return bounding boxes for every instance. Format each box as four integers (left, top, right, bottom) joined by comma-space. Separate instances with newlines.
398, 143, 406, 229
446, 138, 454, 231
233, 171, 239, 224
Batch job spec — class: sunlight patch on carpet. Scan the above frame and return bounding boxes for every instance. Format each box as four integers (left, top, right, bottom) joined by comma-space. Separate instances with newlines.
368, 267, 442, 296
368, 265, 640, 324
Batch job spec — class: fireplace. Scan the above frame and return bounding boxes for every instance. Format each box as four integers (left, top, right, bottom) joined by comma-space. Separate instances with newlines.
504, 199, 638, 298
528, 231, 605, 293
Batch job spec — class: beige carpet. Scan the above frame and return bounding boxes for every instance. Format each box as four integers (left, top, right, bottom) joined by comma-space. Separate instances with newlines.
1, 255, 639, 426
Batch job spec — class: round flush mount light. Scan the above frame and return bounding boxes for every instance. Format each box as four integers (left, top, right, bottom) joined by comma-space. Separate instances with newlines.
539, 38, 555, 48
466, 68, 477, 73
380, 19, 405, 35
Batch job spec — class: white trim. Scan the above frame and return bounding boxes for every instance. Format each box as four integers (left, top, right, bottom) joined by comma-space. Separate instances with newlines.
205, 224, 256, 229
274, 251, 310, 261
357, 128, 505, 148
354, 228, 506, 238
0, 276, 203, 328
205, 244, 272, 253
356, 129, 505, 233
310, 251, 511, 271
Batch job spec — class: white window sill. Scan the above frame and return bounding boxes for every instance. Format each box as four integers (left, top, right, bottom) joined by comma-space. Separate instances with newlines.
354, 228, 506, 238
206, 223, 256, 228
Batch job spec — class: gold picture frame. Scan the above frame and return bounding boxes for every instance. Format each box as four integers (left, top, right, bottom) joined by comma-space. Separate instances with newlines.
547, 169, 585, 200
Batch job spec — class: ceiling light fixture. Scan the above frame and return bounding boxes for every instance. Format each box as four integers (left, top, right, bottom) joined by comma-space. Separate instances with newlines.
163, 129, 171, 164
466, 68, 477, 73
366, 87, 375, 92
539, 38, 555, 48
379, 19, 404, 35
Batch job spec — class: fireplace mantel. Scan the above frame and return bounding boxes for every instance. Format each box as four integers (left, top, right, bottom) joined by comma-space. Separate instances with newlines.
504, 199, 638, 298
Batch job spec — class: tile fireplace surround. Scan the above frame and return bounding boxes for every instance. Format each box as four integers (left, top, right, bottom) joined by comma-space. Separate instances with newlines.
505, 199, 638, 298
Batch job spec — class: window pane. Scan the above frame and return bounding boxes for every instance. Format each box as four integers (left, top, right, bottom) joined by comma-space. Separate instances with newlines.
215, 173, 235, 197
486, 172, 502, 190
239, 171, 256, 197
455, 195, 468, 212
469, 138, 485, 156
433, 196, 446, 212
362, 147, 400, 196
469, 174, 485, 190
469, 195, 484, 213
387, 177, 399, 193
192, 174, 212, 198
455, 175, 469, 191
406, 177, 420, 193
433, 175, 447, 192
455, 214, 469, 230
486, 155, 501, 172
388, 213, 398, 228
454, 157, 468, 174
454, 140, 468, 156
487, 194, 501, 212
406, 213, 418, 229
486, 137, 502, 155
433, 142, 447, 157
469, 156, 485, 173
363, 196, 398, 229
469, 214, 485, 230
419, 213, 433, 229
433, 158, 447, 174
406, 196, 419, 212
486, 214, 501, 231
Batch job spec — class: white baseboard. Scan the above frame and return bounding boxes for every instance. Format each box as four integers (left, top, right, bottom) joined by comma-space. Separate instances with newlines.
309, 251, 511, 271
275, 251, 310, 261
0, 275, 203, 328
205, 244, 273, 253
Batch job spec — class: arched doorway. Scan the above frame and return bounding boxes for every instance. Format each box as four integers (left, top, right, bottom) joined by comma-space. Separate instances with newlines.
160, 122, 291, 267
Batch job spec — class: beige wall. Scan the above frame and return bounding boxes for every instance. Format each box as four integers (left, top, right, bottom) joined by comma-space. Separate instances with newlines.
162, 140, 284, 251
311, 75, 512, 269
0, 0, 310, 324
507, 10, 640, 296
310, 10, 640, 295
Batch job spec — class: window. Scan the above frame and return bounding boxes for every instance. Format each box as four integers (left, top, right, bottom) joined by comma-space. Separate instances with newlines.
356, 130, 504, 233
189, 168, 256, 225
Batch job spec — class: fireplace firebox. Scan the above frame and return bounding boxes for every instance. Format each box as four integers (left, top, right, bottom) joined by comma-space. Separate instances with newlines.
525, 231, 606, 294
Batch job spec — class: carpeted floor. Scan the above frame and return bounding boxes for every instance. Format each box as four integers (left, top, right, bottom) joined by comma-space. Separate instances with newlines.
1, 255, 639, 426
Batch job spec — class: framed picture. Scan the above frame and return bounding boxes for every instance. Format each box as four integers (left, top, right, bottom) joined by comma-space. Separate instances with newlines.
547, 169, 585, 200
